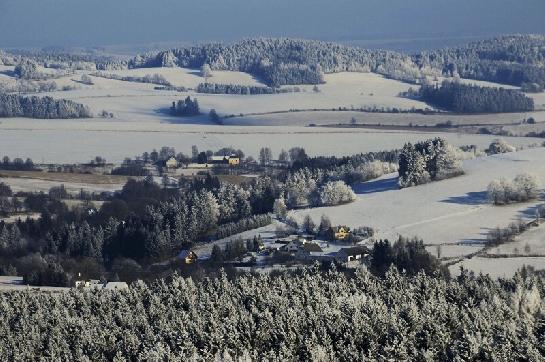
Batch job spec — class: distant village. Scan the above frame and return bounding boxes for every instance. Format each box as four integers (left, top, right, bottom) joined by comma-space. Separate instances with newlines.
179, 223, 376, 272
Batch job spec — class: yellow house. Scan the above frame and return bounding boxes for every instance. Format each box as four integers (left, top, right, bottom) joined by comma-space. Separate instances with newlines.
228, 157, 240, 166
179, 250, 198, 264
329, 226, 351, 241
166, 157, 178, 169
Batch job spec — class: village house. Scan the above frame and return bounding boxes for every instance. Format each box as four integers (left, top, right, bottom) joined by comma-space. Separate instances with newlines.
75, 279, 128, 290
328, 226, 351, 241
280, 240, 302, 253
178, 250, 198, 264
208, 154, 240, 166
165, 157, 178, 169
334, 246, 370, 263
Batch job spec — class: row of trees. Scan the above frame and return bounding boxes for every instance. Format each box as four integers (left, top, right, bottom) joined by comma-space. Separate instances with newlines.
216, 214, 272, 239
196, 82, 301, 95
486, 219, 532, 247
91, 72, 171, 86
0, 156, 35, 170
370, 236, 447, 277
417, 34, 545, 87
417, 81, 534, 113
487, 173, 540, 205
0, 93, 92, 118
0, 79, 67, 94
210, 236, 263, 263
398, 138, 463, 188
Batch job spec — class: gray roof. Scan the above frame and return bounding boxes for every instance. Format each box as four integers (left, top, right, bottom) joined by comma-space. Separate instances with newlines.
104, 282, 128, 290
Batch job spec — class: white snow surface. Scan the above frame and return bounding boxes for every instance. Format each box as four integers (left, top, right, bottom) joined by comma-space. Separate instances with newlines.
293, 148, 545, 258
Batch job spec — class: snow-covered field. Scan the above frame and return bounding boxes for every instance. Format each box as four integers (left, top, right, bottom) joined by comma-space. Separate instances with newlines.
486, 223, 545, 256
292, 148, 545, 264
449, 256, 545, 278
0, 276, 69, 292
0, 176, 125, 194
224, 110, 545, 127
0, 118, 539, 163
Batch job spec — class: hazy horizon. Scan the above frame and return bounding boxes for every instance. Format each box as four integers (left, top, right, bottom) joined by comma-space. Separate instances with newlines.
1, 0, 544, 51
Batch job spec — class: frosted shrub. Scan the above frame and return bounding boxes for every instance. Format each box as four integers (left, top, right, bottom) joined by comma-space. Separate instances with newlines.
359, 161, 397, 179
513, 173, 540, 201
488, 139, 516, 155
319, 181, 356, 206
488, 173, 540, 205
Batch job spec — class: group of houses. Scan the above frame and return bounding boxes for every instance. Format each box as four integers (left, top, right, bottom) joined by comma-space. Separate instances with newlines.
74, 279, 129, 290
165, 154, 240, 170
176, 225, 372, 268
271, 234, 370, 264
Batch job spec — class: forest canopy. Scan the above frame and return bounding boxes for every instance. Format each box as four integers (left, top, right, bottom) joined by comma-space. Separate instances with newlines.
417, 81, 534, 113
0, 267, 543, 360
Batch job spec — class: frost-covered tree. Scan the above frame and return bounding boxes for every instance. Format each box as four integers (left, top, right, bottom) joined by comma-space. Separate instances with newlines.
319, 181, 356, 206
398, 138, 462, 188
80, 74, 93, 85
201, 63, 212, 81
302, 215, 316, 234
513, 173, 540, 201
259, 147, 273, 166
273, 197, 288, 219
318, 214, 332, 236
278, 149, 289, 163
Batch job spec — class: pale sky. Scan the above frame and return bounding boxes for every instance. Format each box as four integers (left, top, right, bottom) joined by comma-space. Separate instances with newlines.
0, 0, 544, 49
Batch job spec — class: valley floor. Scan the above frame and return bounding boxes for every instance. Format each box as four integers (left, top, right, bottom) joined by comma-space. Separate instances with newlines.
290, 148, 545, 274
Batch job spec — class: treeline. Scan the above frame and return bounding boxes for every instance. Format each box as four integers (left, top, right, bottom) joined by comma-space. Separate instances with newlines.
5, 34, 545, 89
418, 81, 534, 113
290, 149, 400, 183
0, 93, 92, 118
417, 34, 545, 87
398, 138, 463, 188
0, 156, 35, 170
5, 49, 127, 71
91, 71, 171, 86
0, 80, 69, 94
1, 267, 544, 360
128, 38, 420, 86
196, 82, 301, 95
370, 236, 447, 277
210, 237, 262, 262
216, 214, 272, 239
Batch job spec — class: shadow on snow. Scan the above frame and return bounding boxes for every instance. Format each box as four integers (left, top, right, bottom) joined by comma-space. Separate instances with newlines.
352, 176, 399, 195
440, 191, 488, 206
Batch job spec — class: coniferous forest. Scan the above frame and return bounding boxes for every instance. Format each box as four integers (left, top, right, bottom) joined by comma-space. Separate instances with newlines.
418, 81, 535, 113
0, 267, 544, 360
